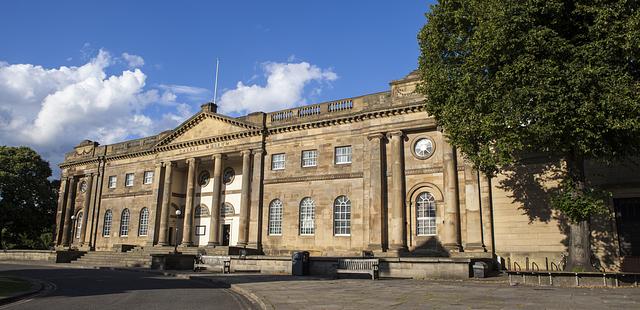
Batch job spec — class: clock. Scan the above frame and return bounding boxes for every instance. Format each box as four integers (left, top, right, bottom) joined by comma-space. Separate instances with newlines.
413, 137, 435, 159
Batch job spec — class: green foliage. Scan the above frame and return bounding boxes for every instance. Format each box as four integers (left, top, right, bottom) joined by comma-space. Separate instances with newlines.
0, 146, 58, 249
417, 0, 640, 176
551, 179, 611, 223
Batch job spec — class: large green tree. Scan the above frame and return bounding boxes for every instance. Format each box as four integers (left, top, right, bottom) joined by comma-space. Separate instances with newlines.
0, 146, 58, 249
418, 0, 640, 270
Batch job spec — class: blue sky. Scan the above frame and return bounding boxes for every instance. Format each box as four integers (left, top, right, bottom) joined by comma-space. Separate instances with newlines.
0, 0, 435, 171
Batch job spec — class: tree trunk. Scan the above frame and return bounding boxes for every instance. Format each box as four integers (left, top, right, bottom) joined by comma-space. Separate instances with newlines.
564, 151, 594, 271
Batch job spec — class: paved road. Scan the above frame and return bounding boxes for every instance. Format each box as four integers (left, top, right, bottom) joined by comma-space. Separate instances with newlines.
197, 274, 640, 310
0, 264, 256, 310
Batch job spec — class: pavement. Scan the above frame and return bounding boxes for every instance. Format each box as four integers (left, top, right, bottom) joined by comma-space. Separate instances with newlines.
0, 261, 639, 309
0, 263, 258, 310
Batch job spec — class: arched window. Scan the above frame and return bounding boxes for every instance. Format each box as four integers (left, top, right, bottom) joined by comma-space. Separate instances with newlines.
103, 210, 113, 237
299, 197, 315, 235
138, 208, 149, 236
268, 199, 283, 235
220, 203, 235, 217
120, 209, 130, 237
416, 192, 437, 236
333, 196, 351, 236
194, 204, 209, 217
75, 211, 83, 239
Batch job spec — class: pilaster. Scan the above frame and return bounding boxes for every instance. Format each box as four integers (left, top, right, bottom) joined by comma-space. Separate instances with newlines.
387, 131, 407, 252
248, 149, 264, 250
367, 133, 386, 252
442, 138, 461, 251
464, 163, 485, 251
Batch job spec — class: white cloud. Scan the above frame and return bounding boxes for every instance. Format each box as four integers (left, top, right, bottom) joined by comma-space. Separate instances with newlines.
218, 62, 337, 115
0, 49, 192, 173
158, 84, 210, 98
121, 52, 145, 68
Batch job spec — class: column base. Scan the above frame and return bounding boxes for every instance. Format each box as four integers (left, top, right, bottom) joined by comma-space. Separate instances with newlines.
246, 242, 261, 250
156, 242, 169, 247
180, 242, 194, 247
207, 242, 220, 247
387, 244, 408, 256
464, 243, 486, 252
444, 243, 462, 252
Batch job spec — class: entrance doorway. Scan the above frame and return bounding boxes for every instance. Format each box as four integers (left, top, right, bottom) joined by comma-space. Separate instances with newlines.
222, 224, 231, 246
614, 198, 640, 256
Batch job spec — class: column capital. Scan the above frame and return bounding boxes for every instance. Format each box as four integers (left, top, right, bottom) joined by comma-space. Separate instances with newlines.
386, 131, 404, 139
252, 149, 264, 155
163, 161, 177, 168
366, 132, 386, 141
241, 149, 252, 156
155, 162, 163, 169
186, 157, 197, 165
211, 153, 225, 160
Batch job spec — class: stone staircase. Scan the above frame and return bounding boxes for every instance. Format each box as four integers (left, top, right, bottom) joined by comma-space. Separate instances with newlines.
69, 245, 231, 268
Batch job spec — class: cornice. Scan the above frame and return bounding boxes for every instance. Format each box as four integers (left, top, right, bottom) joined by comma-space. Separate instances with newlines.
155, 112, 261, 147
267, 103, 425, 135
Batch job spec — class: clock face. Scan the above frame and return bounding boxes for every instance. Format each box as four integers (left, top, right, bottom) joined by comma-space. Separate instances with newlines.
198, 171, 210, 187
414, 138, 434, 158
223, 168, 235, 185
80, 181, 88, 193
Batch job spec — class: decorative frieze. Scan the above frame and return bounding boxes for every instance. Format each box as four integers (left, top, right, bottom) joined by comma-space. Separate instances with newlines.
264, 172, 363, 185
102, 190, 153, 199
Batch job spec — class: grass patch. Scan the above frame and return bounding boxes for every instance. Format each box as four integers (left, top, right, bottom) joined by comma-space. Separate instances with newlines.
0, 277, 33, 298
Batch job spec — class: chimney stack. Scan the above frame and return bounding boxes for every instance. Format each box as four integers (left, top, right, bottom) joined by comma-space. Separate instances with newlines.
201, 102, 218, 113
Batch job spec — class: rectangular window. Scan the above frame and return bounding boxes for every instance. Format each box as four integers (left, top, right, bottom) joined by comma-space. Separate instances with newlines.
301, 150, 318, 167
271, 153, 286, 170
335, 146, 352, 164
143, 171, 154, 185
125, 173, 135, 187
108, 176, 117, 189
195, 225, 206, 236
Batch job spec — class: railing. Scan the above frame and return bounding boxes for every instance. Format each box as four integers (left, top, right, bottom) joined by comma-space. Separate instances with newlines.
269, 98, 355, 123
298, 105, 321, 117
271, 110, 294, 122
328, 100, 353, 112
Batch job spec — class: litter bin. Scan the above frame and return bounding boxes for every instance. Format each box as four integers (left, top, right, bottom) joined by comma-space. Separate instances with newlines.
473, 261, 488, 278
292, 251, 310, 276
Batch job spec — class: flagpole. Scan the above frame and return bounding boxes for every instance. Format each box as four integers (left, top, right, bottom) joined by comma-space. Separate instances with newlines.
213, 58, 219, 104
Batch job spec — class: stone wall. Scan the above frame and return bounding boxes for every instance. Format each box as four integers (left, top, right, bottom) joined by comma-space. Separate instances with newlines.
0, 250, 57, 262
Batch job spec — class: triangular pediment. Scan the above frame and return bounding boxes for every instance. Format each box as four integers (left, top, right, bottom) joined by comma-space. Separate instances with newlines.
156, 112, 260, 147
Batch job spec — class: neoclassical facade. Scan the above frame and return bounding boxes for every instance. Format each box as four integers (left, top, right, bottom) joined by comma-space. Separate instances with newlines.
55, 71, 640, 271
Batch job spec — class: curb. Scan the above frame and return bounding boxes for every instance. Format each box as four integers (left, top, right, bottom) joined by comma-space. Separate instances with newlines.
0, 277, 45, 306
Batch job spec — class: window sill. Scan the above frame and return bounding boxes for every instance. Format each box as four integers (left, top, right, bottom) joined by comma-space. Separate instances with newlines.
334, 234, 351, 237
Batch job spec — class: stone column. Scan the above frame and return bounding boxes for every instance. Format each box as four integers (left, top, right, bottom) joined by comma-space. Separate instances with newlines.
147, 163, 163, 246
157, 162, 174, 246
55, 178, 69, 246
181, 158, 197, 246
387, 131, 406, 252
367, 133, 386, 251
207, 153, 224, 247
80, 174, 95, 246
248, 150, 264, 249
442, 139, 461, 251
62, 177, 77, 247
464, 163, 485, 251
237, 150, 252, 247
479, 173, 494, 252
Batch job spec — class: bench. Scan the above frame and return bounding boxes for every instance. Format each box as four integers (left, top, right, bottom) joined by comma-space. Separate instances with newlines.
336, 258, 379, 280
193, 255, 231, 274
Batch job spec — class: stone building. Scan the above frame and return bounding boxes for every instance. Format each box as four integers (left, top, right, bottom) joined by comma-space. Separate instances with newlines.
54, 71, 640, 272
